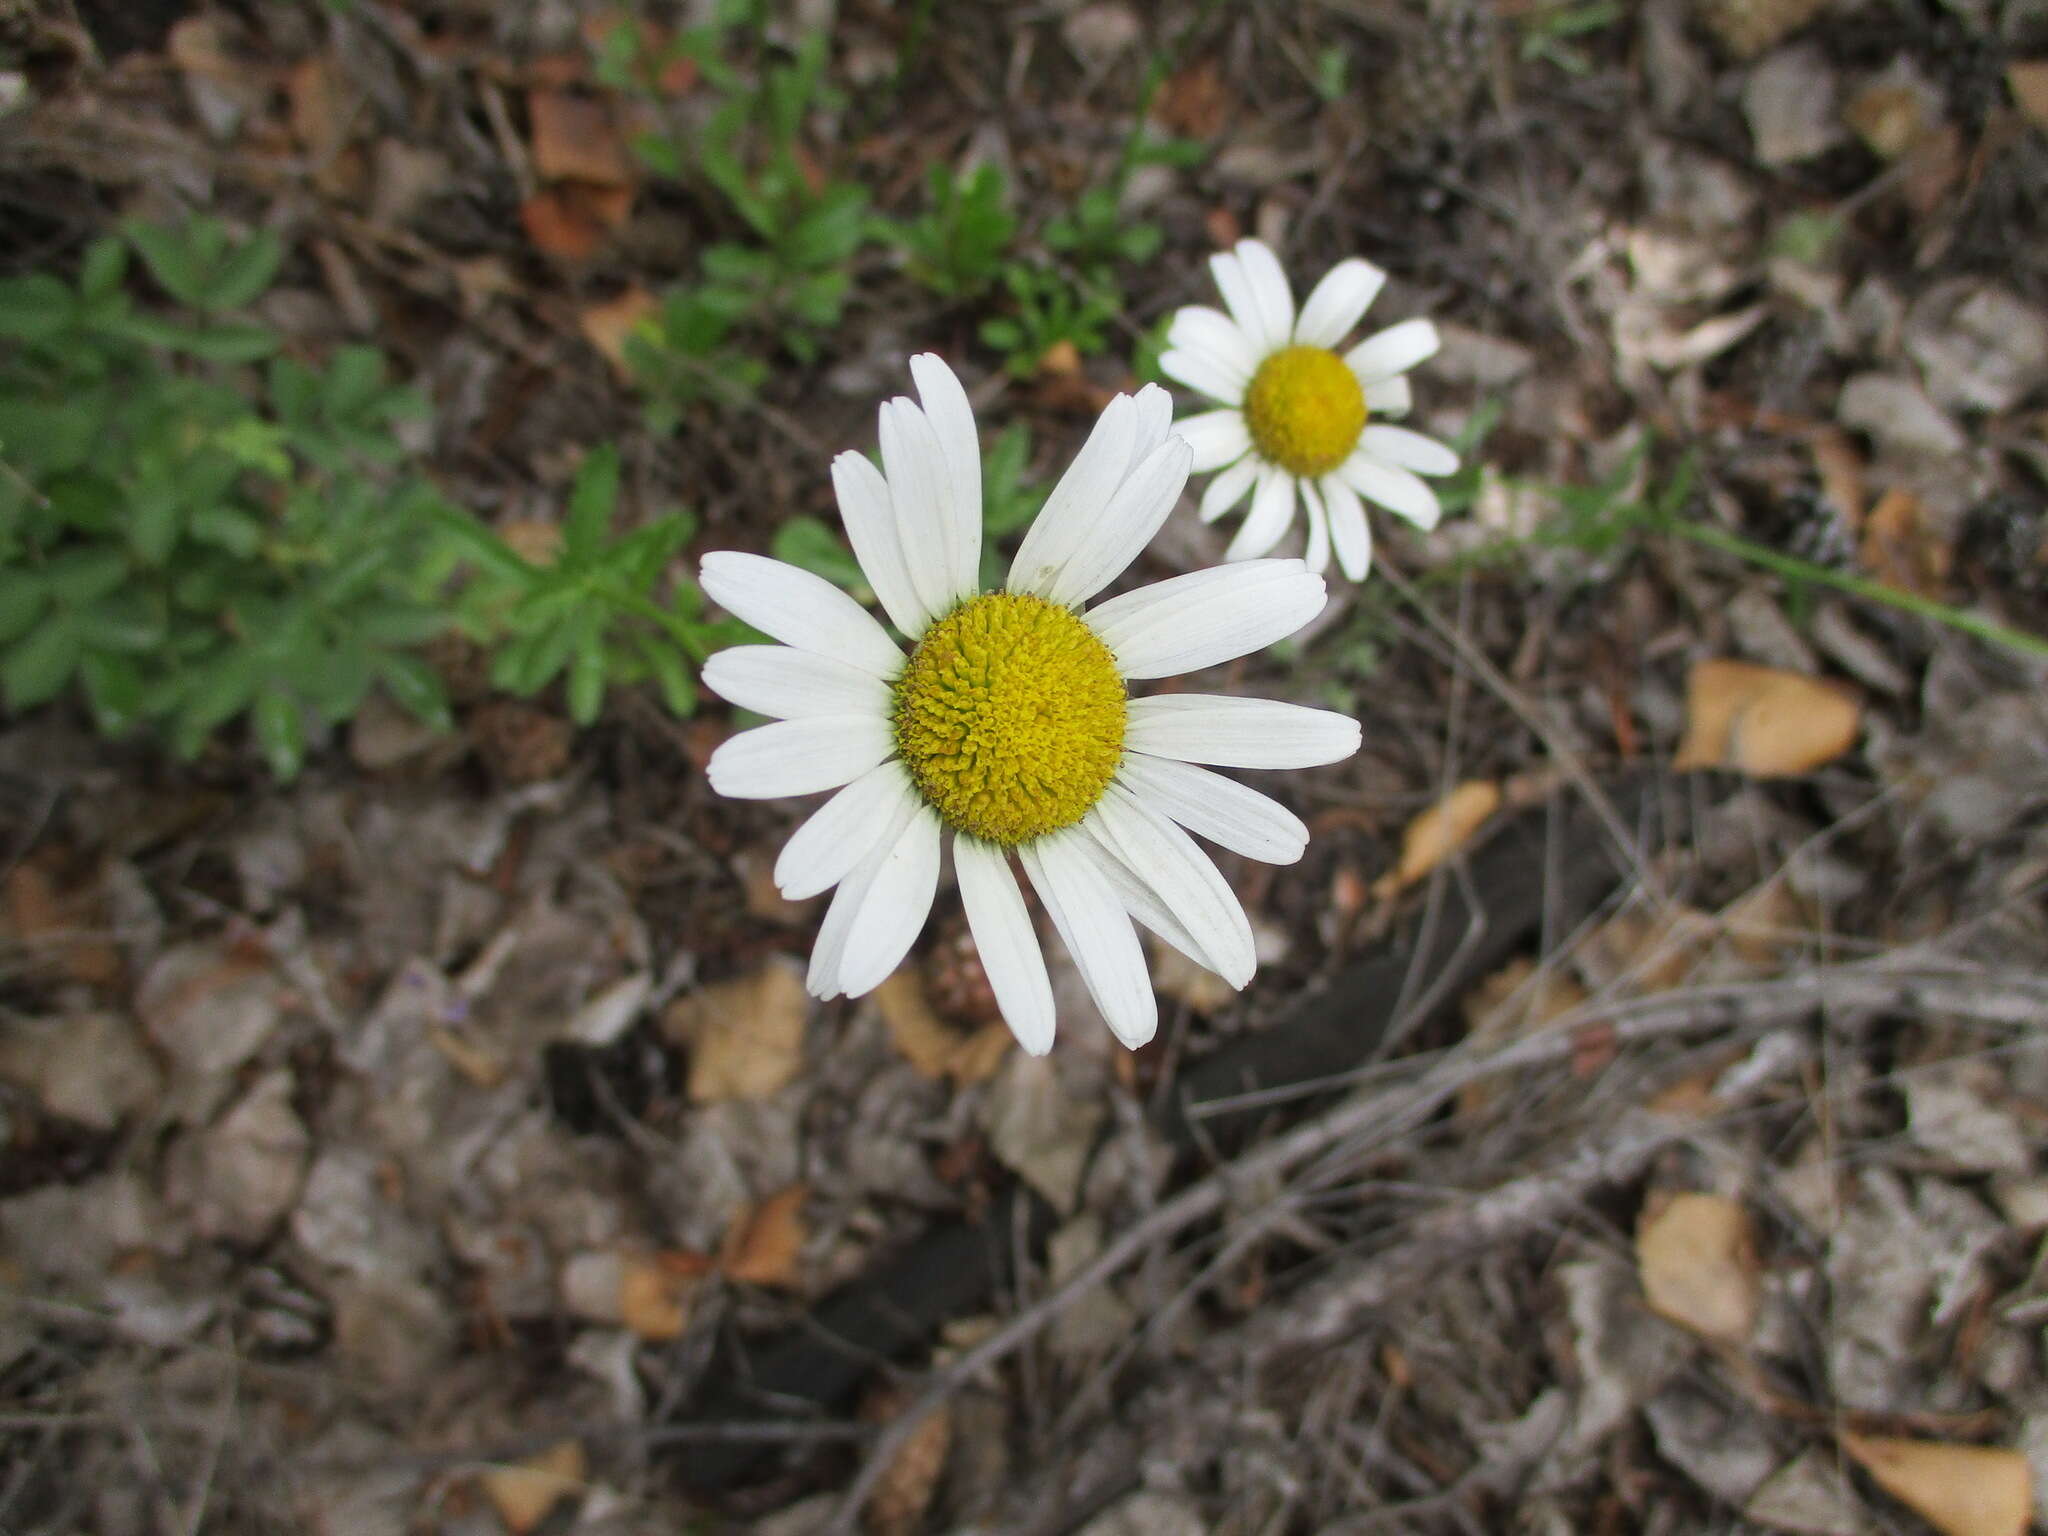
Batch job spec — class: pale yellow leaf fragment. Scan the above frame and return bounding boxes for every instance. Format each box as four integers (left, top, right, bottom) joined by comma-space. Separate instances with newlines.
1840, 1434, 2032, 1536
479, 1439, 585, 1534
1636, 1191, 1760, 1346
1373, 780, 1501, 898
664, 959, 808, 1103
1673, 659, 1860, 777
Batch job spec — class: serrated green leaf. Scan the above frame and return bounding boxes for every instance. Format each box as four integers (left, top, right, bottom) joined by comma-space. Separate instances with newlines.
564, 444, 621, 558
201, 228, 285, 312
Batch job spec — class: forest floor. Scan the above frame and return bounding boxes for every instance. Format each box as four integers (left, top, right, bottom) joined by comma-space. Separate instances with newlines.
4, 0, 2048, 1533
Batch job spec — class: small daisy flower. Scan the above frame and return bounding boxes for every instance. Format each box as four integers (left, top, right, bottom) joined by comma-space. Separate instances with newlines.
1162, 238, 1461, 582
698, 355, 1360, 1055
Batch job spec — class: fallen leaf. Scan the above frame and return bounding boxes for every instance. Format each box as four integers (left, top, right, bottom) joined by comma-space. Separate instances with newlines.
1372, 780, 1501, 898
720, 1183, 808, 1289
1839, 1434, 2031, 1536
2008, 61, 2048, 130
1672, 660, 1860, 777
664, 959, 809, 1102
862, 1384, 953, 1536
287, 56, 364, 200
1844, 81, 1933, 161
1862, 489, 1952, 598
618, 1251, 707, 1340
1153, 59, 1231, 138
875, 970, 1016, 1084
527, 90, 632, 187
479, 1439, 586, 1535
3, 854, 122, 988
1457, 957, 1588, 1118
1636, 1191, 1760, 1346
519, 182, 634, 261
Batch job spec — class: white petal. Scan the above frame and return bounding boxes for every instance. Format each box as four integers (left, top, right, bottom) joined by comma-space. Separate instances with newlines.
1234, 239, 1297, 353
1129, 384, 1175, 466
1208, 248, 1277, 355
832, 452, 929, 637
1164, 305, 1258, 392
1199, 455, 1260, 523
1007, 393, 1134, 598
700, 644, 891, 721
909, 354, 983, 596
1321, 473, 1374, 581
1127, 694, 1362, 769
1080, 829, 1214, 978
1088, 785, 1254, 986
1346, 318, 1440, 384
1115, 754, 1309, 864
1294, 258, 1386, 349
1340, 450, 1442, 530
1361, 424, 1459, 477
1225, 464, 1298, 561
1020, 830, 1157, 1049
1159, 345, 1250, 408
1364, 374, 1412, 418
1299, 478, 1331, 576
1175, 409, 1253, 473
699, 553, 904, 678
954, 840, 1054, 1055
706, 715, 895, 799
1087, 559, 1327, 679
1038, 435, 1192, 609
832, 806, 943, 998
807, 788, 920, 995
774, 759, 918, 900
879, 398, 972, 617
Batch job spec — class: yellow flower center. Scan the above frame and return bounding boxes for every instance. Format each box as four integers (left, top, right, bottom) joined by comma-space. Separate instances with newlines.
892, 592, 1126, 846
1243, 345, 1367, 478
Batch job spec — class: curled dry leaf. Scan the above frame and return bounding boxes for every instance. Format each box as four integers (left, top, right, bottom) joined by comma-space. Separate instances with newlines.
1673, 660, 1861, 777
719, 1183, 809, 1290
1636, 1191, 1760, 1346
1839, 1434, 2032, 1536
1372, 780, 1502, 899
875, 970, 1015, 1086
479, 1439, 586, 1535
664, 959, 809, 1103
577, 286, 659, 380
618, 1251, 709, 1341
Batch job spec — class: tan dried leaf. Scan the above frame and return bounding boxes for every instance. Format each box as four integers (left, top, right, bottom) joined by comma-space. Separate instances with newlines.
666, 959, 809, 1102
720, 1183, 809, 1289
1636, 1191, 1760, 1346
1839, 1434, 2031, 1536
876, 969, 962, 1079
617, 1252, 706, 1341
479, 1439, 585, 1534
1673, 660, 1860, 777
863, 1386, 953, 1536
1373, 781, 1501, 897
527, 90, 632, 187
1859, 486, 1951, 598
576, 286, 659, 379
2004, 61, 2048, 131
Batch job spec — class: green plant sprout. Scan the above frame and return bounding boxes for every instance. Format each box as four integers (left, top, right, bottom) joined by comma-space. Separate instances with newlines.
1518, 0, 1624, 75
624, 286, 770, 435
0, 222, 452, 779
437, 446, 743, 723
876, 162, 1018, 301
979, 263, 1120, 377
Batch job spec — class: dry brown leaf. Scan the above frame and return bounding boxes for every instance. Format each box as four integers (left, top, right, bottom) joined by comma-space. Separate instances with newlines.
1840, 1434, 2032, 1536
862, 1385, 954, 1536
518, 183, 634, 261
1807, 426, 1867, 526
1457, 958, 1588, 1119
577, 286, 659, 379
1636, 1192, 1760, 1346
1845, 83, 1932, 160
1672, 660, 1861, 777
2008, 61, 2048, 129
666, 960, 809, 1103
527, 90, 632, 187
1372, 781, 1501, 898
1860, 486, 1951, 598
875, 970, 1016, 1084
617, 1251, 707, 1341
479, 1439, 585, 1534
720, 1183, 808, 1289
1153, 59, 1231, 138
3, 855, 121, 989
948, 1023, 1017, 1087
1577, 903, 1716, 994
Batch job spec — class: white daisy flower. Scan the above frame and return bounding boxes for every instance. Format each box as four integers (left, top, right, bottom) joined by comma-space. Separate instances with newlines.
1161, 238, 1461, 582
698, 354, 1360, 1056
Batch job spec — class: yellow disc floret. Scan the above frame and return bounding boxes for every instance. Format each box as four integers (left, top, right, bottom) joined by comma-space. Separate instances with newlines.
892, 592, 1126, 846
1243, 345, 1367, 478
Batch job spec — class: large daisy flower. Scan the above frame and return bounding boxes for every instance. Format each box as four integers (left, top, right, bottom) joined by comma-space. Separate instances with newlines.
1162, 238, 1460, 582
698, 355, 1360, 1055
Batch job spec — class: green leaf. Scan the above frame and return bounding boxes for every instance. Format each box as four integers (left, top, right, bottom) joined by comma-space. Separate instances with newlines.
376, 653, 452, 730
0, 274, 75, 341
564, 444, 621, 558
189, 505, 266, 557
178, 324, 281, 363
567, 625, 606, 725
43, 546, 128, 604
771, 516, 865, 590
637, 632, 697, 716
76, 594, 166, 653
125, 221, 209, 307
321, 345, 388, 420
80, 651, 145, 734
3, 617, 81, 708
129, 486, 183, 565
253, 687, 307, 779
79, 238, 128, 304
201, 228, 286, 312
0, 572, 47, 646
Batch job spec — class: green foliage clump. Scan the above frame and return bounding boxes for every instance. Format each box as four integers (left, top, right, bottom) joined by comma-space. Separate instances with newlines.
439, 447, 743, 724
878, 162, 1018, 301
0, 220, 453, 778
